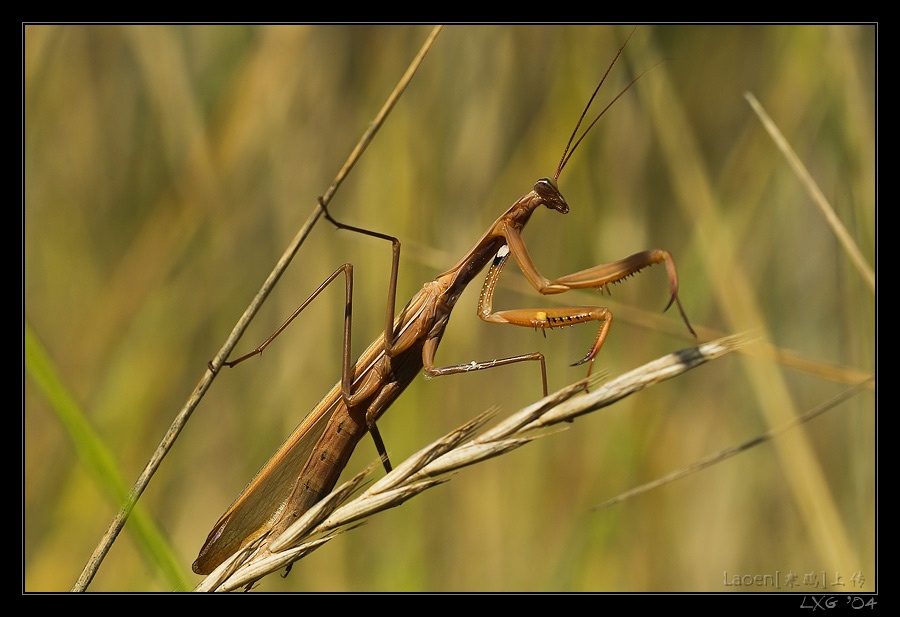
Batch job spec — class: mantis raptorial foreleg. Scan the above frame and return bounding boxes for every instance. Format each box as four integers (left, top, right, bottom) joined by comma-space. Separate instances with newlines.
477, 232, 696, 375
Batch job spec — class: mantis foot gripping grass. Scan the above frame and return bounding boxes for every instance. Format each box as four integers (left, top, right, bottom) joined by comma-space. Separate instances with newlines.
193, 29, 696, 577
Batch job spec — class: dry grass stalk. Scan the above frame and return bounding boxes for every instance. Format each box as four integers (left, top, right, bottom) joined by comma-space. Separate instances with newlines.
744, 92, 874, 292
195, 334, 746, 591
69, 26, 444, 592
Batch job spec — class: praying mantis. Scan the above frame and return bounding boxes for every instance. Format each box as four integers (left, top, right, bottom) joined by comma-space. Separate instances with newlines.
192, 28, 696, 577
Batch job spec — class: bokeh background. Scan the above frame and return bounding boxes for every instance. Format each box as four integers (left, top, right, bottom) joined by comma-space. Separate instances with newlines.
25, 25, 875, 592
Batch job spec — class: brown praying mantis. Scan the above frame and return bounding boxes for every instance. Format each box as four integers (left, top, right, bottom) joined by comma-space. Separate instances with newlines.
192, 30, 697, 577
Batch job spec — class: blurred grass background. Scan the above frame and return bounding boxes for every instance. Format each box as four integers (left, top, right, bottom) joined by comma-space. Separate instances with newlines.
24, 25, 874, 592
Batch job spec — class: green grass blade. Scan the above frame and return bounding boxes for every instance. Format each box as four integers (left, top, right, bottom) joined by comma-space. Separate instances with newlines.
25, 321, 192, 591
